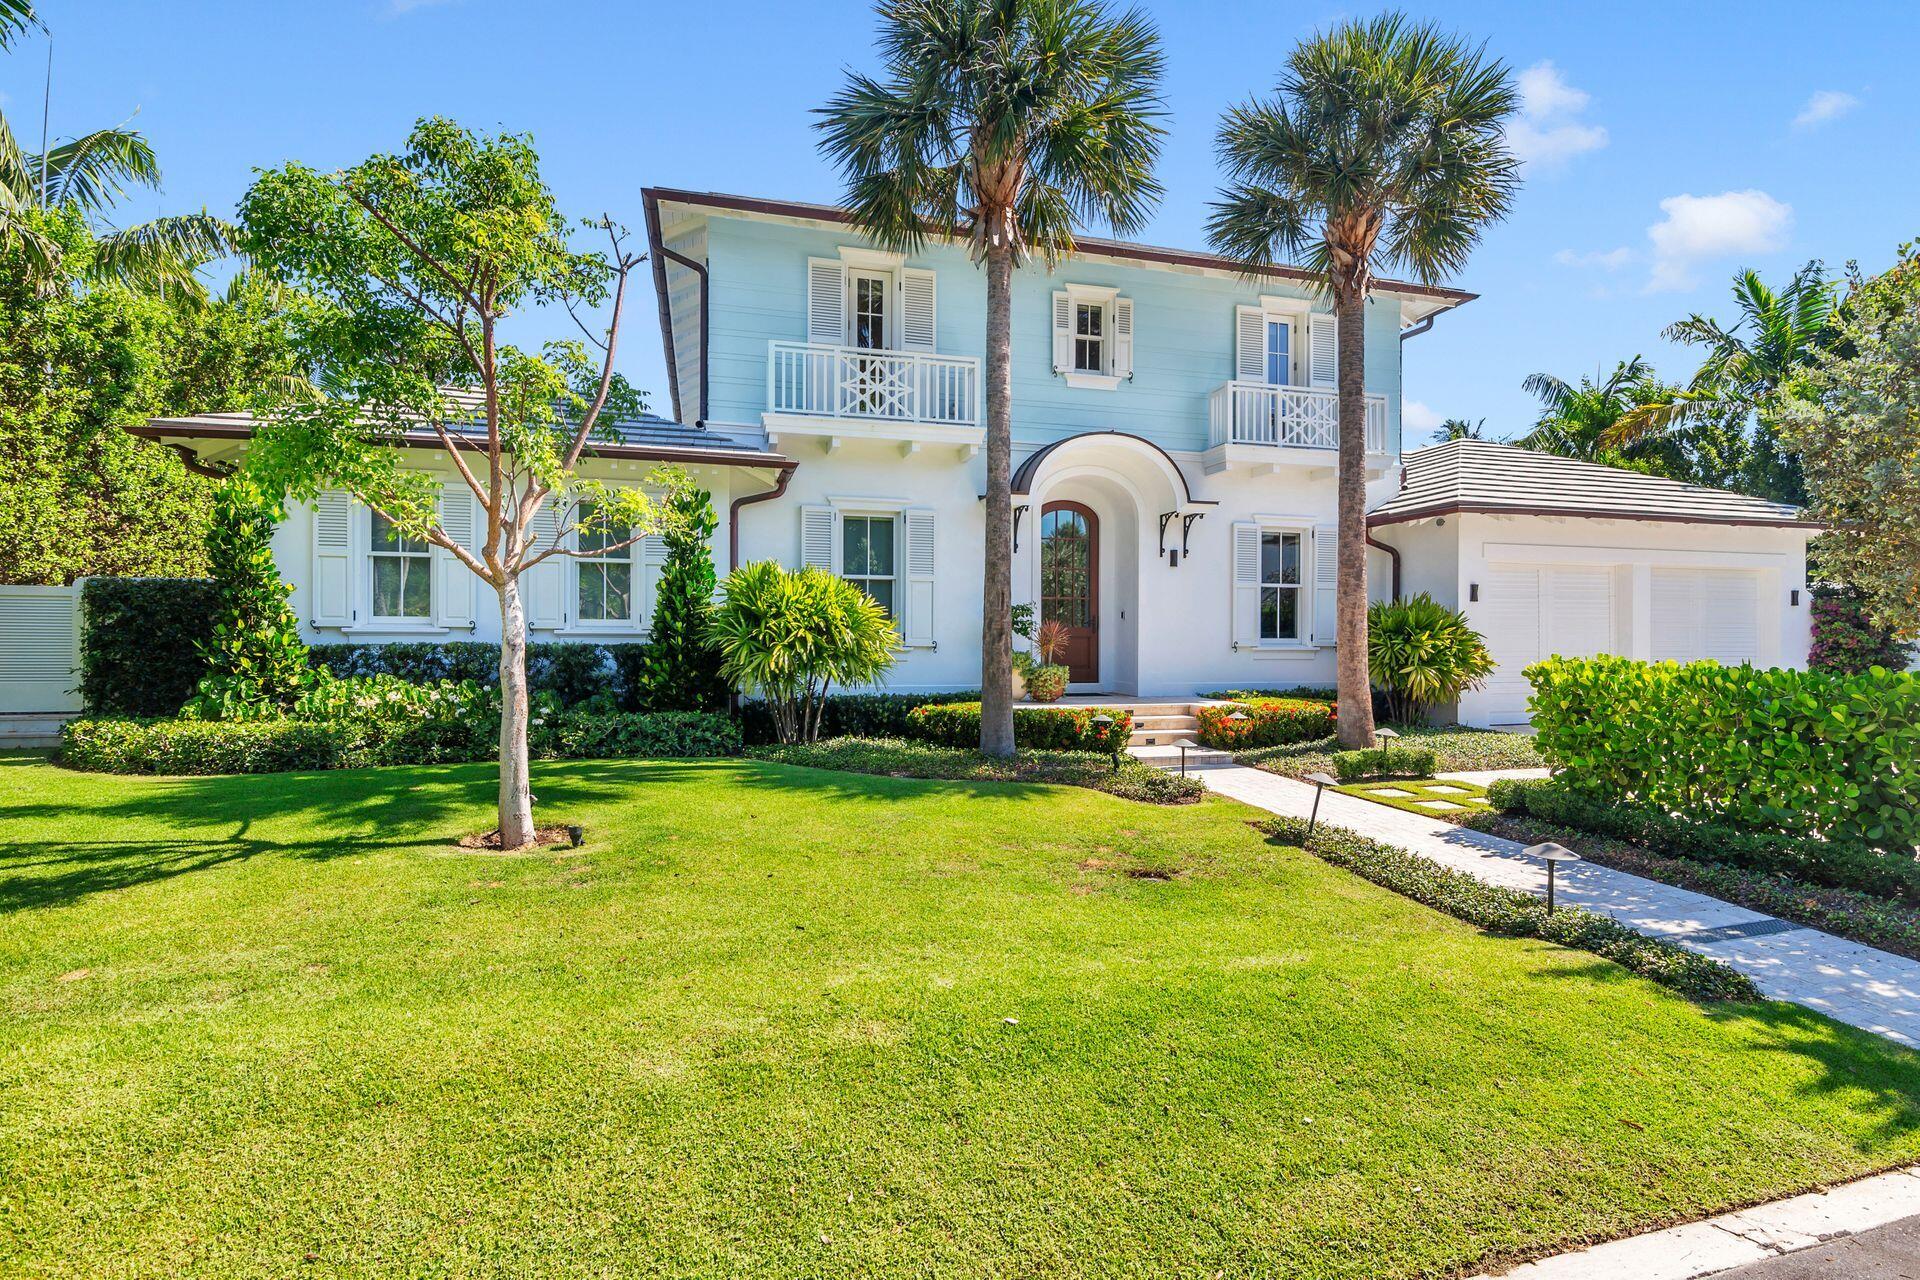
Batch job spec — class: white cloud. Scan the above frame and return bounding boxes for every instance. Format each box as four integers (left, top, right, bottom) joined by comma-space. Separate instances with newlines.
1645, 190, 1793, 292
1792, 89, 1859, 132
1554, 246, 1634, 271
1402, 400, 1442, 434
1503, 62, 1609, 170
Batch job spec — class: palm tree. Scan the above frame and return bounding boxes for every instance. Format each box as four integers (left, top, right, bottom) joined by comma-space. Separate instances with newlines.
1208, 14, 1519, 747
0, 1, 229, 294
1517, 358, 1687, 474
1606, 263, 1835, 505
1434, 416, 1486, 443
816, 0, 1166, 757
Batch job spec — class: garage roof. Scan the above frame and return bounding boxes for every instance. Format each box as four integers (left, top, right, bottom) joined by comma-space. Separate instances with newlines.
1369, 439, 1813, 528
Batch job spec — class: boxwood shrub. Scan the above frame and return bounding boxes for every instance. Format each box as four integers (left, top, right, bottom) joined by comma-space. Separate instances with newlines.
1527, 655, 1920, 855
1265, 816, 1761, 1003
1487, 777, 1920, 902
1331, 745, 1439, 781
905, 702, 1131, 753
735, 690, 979, 746
1195, 698, 1334, 749
78, 577, 218, 716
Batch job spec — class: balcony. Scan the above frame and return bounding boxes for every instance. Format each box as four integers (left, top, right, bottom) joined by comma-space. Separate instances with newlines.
765, 341, 983, 454
1207, 382, 1388, 455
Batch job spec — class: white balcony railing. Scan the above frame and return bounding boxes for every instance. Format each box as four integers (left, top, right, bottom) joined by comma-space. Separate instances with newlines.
1207, 381, 1388, 453
768, 340, 981, 428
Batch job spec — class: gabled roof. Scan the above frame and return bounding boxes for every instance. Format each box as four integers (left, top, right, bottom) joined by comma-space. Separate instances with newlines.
1368, 439, 1812, 528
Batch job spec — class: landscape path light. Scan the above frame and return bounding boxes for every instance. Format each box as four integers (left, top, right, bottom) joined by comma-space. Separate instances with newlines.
1304, 771, 1338, 841
1524, 841, 1582, 914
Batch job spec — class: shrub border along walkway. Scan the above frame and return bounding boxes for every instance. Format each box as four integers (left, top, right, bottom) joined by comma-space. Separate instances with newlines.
1204, 763, 1920, 1048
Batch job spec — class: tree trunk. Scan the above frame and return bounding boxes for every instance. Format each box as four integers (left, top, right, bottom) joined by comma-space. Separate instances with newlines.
979, 240, 1016, 758
1334, 289, 1378, 749
496, 571, 536, 848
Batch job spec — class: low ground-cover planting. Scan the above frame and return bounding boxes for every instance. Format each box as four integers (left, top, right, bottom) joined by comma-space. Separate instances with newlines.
6, 755, 1920, 1278
749, 737, 1201, 804
1466, 808, 1920, 962
1339, 776, 1492, 817
1239, 723, 1545, 778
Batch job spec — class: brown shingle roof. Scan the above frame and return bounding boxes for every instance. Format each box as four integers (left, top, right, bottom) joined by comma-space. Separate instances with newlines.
1369, 439, 1811, 528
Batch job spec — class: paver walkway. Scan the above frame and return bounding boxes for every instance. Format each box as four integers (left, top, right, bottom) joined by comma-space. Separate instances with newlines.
1201, 763, 1920, 1048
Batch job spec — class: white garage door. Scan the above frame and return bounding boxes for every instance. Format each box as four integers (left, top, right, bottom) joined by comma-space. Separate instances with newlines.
1651, 568, 1759, 664
1478, 565, 1617, 723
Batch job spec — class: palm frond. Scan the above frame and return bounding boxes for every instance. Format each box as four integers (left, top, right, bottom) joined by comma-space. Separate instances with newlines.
90, 212, 234, 297
0, 0, 39, 51
35, 126, 161, 214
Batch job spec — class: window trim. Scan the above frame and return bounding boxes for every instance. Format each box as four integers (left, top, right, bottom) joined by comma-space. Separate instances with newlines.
368, 509, 434, 623
1060, 283, 1125, 389
839, 511, 900, 622
1253, 522, 1313, 648
572, 503, 639, 630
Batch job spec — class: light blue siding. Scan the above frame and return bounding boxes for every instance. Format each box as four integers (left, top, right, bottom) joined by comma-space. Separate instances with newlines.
702, 213, 1404, 457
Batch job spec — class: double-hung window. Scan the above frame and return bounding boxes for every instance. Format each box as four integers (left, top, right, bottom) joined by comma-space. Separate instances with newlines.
842, 514, 896, 618
370, 511, 432, 620
576, 503, 634, 624
1265, 318, 1293, 386
1259, 531, 1302, 642
1073, 302, 1106, 374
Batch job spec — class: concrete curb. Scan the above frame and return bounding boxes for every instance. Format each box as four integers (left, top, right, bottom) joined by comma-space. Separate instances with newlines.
1467, 1166, 1920, 1279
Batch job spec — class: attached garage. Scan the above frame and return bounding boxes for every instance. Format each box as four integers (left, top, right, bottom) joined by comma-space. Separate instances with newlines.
1370, 441, 1815, 729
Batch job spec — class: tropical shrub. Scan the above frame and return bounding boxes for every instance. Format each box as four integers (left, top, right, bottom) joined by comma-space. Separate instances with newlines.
1527, 655, 1920, 855
184, 478, 315, 719
749, 737, 1203, 805
1265, 817, 1760, 1002
637, 485, 729, 712
1367, 594, 1495, 722
1196, 698, 1334, 749
1023, 664, 1069, 702
710, 562, 898, 743
77, 577, 218, 716
1809, 586, 1914, 674
1486, 777, 1920, 902
1330, 745, 1438, 781
1020, 619, 1072, 703
905, 702, 1131, 753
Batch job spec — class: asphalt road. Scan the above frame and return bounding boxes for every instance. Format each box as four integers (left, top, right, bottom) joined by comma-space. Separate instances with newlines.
1712, 1215, 1920, 1278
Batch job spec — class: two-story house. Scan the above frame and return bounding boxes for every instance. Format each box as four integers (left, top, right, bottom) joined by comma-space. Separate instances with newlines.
135, 186, 1816, 726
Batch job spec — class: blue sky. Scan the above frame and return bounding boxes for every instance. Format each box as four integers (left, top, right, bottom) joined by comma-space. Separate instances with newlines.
21, 0, 1919, 436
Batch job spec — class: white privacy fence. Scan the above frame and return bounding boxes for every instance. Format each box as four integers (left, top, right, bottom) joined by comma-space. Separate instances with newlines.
0, 583, 84, 714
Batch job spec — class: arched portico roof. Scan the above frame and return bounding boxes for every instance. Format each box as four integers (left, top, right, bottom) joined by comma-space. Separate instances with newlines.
1009, 431, 1216, 508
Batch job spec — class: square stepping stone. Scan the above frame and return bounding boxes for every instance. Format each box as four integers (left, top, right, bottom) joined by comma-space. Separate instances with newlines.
1415, 799, 1464, 812
1368, 787, 1415, 798
1425, 785, 1468, 795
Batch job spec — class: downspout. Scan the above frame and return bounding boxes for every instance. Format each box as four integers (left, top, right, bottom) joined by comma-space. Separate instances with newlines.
729, 462, 797, 571
1365, 530, 1402, 601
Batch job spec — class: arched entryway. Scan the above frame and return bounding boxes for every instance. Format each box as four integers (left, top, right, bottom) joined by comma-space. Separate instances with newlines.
1040, 501, 1099, 684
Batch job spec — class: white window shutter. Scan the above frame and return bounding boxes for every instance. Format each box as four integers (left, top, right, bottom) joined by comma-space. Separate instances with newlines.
807, 257, 847, 346
1111, 297, 1134, 378
638, 533, 669, 628
1231, 522, 1261, 648
1312, 523, 1338, 646
433, 488, 476, 629
903, 507, 936, 648
309, 491, 353, 627
799, 504, 837, 572
522, 503, 566, 630
1308, 314, 1338, 389
1051, 291, 1073, 373
899, 267, 937, 352
1236, 306, 1266, 383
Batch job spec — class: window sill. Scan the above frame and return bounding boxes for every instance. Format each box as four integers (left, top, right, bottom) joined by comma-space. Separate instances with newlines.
1061, 371, 1123, 391
552, 626, 643, 638
331, 622, 452, 636
1245, 642, 1316, 658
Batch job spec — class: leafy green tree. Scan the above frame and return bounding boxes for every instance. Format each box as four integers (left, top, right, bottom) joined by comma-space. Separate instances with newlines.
710, 561, 898, 743
1208, 14, 1519, 747
237, 117, 681, 848
1516, 358, 1693, 476
1434, 417, 1487, 443
639, 484, 729, 713
1774, 247, 1920, 642
185, 477, 314, 719
1609, 263, 1836, 504
815, 0, 1167, 758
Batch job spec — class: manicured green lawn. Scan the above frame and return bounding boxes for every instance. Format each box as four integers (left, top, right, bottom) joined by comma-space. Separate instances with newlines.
4, 753, 1919, 1279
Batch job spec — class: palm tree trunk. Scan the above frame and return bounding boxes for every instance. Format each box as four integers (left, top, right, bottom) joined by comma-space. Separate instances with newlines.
1334, 289, 1377, 749
496, 573, 536, 847
979, 240, 1016, 758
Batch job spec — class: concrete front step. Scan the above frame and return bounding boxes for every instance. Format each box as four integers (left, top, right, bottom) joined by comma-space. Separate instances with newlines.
1131, 713, 1200, 731
1128, 742, 1234, 771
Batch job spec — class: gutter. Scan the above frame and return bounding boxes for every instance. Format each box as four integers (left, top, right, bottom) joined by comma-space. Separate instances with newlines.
1367, 501, 1820, 531
728, 461, 797, 570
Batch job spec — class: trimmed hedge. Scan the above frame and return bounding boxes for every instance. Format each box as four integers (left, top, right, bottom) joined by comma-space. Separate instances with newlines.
905, 702, 1131, 753
736, 690, 979, 746
1331, 745, 1439, 781
310, 641, 654, 711
1265, 816, 1761, 1003
749, 737, 1204, 804
1196, 698, 1334, 749
1201, 686, 1334, 703
1528, 655, 1920, 855
59, 709, 741, 776
1487, 777, 1920, 903
78, 577, 217, 716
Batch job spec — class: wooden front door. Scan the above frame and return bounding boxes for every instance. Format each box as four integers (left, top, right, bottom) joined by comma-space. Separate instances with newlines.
1040, 501, 1099, 684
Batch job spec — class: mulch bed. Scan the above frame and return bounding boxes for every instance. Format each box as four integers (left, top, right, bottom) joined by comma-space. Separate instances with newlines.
459, 826, 576, 851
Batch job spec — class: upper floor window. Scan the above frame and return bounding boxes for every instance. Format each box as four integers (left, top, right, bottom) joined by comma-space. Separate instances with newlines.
842, 514, 896, 618
850, 270, 890, 350
1073, 302, 1105, 374
1052, 287, 1133, 387
370, 511, 432, 620
1265, 318, 1292, 386
576, 503, 634, 624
